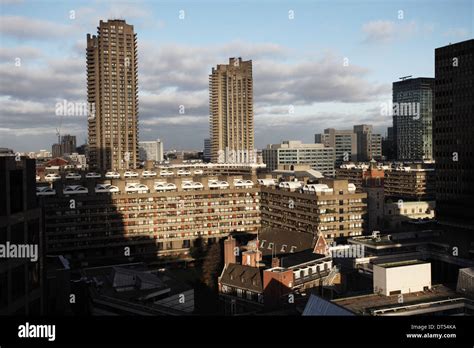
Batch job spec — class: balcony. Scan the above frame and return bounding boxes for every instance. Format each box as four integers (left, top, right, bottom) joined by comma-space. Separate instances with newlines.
293, 269, 330, 286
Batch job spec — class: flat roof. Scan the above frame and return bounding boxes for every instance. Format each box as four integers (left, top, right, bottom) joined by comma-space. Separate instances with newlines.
333, 285, 460, 315
375, 259, 428, 268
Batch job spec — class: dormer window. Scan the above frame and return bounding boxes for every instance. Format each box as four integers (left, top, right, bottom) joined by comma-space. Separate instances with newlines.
281, 244, 288, 252
268, 242, 274, 250
290, 246, 297, 253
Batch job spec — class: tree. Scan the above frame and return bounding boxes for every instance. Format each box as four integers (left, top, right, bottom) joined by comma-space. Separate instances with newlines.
201, 241, 222, 290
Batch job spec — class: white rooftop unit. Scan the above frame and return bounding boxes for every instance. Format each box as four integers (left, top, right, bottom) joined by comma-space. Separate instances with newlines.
302, 184, 333, 193
373, 260, 431, 296
125, 183, 149, 193
63, 185, 88, 195
154, 182, 177, 191
278, 181, 302, 189
257, 178, 277, 186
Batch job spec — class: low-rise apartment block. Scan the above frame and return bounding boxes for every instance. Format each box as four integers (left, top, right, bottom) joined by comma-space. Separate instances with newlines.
259, 178, 367, 240
385, 164, 435, 200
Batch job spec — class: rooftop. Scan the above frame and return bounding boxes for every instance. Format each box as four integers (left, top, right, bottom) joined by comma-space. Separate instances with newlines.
219, 263, 263, 293
256, 228, 315, 257
374, 259, 427, 268
280, 249, 327, 268
333, 285, 467, 315
82, 263, 194, 315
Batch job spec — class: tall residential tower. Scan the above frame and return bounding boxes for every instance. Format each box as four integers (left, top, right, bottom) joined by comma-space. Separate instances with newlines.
87, 19, 139, 170
209, 57, 255, 163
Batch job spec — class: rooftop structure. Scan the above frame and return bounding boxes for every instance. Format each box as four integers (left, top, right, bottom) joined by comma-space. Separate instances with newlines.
333, 284, 473, 316
82, 262, 194, 315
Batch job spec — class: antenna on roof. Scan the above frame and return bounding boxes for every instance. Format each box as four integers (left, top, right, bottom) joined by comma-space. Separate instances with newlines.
399, 75, 412, 80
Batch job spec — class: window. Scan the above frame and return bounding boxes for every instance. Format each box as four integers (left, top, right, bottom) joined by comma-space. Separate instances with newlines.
281, 244, 287, 253
237, 289, 243, 298
268, 242, 274, 250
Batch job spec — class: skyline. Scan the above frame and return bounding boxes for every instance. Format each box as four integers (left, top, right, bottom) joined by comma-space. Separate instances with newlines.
0, 0, 473, 152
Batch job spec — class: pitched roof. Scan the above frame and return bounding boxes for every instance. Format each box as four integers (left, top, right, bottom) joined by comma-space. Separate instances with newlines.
280, 249, 326, 268
257, 227, 315, 257
302, 294, 355, 316
219, 264, 263, 293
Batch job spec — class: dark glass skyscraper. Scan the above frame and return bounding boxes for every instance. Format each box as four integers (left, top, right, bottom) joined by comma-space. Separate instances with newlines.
434, 39, 474, 229
392, 77, 434, 161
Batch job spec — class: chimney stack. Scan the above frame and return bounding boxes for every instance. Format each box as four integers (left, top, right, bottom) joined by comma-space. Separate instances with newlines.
224, 235, 237, 267
242, 251, 258, 267
271, 257, 280, 268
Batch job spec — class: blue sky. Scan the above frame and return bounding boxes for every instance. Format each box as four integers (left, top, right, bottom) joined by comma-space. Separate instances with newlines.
0, 0, 472, 152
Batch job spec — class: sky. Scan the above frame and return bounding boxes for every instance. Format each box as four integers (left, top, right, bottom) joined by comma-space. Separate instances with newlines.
0, 0, 472, 152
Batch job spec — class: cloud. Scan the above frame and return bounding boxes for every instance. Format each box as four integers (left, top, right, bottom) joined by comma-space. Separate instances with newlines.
0, 58, 84, 101
255, 55, 389, 105
142, 115, 208, 126
0, 46, 42, 62
362, 20, 418, 44
443, 27, 470, 39
0, 15, 74, 40
1, 37, 389, 151
362, 20, 396, 43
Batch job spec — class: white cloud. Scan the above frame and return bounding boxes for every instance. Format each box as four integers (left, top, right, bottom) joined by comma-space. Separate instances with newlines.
443, 27, 470, 39
362, 20, 419, 43
0, 15, 74, 40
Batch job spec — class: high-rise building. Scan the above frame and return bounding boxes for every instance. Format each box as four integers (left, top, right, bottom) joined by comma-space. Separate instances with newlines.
382, 127, 396, 161
392, 77, 434, 161
60, 135, 76, 156
262, 140, 335, 177
209, 57, 254, 163
87, 19, 139, 171
0, 156, 44, 315
315, 128, 357, 166
434, 39, 474, 229
51, 143, 62, 158
139, 139, 164, 162
353, 125, 382, 162
203, 138, 211, 162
